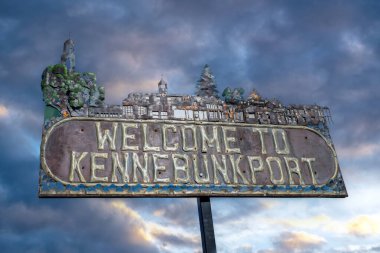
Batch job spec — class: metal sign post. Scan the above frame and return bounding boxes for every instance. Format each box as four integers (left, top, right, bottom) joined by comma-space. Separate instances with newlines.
198, 197, 217, 253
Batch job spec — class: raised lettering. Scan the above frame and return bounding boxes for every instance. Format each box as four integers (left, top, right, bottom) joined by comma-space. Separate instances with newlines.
153, 153, 170, 183
284, 157, 304, 185
252, 127, 268, 154
302, 157, 318, 185
247, 156, 264, 184
69, 151, 87, 183
222, 126, 240, 153
162, 124, 178, 151
181, 125, 197, 152
229, 155, 248, 184
266, 156, 285, 184
173, 154, 190, 183
132, 152, 150, 183
95, 122, 118, 150
143, 123, 160, 151
111, 152, 129, 183
90, 152, 108, 182
193, 154, 210, 183
272, 129, 290, 154
200, 125, 221, 152
211, 155, 230, 184
121, 123, 139, 151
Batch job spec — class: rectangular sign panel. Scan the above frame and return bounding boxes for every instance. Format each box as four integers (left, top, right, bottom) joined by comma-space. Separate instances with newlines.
39, 117, 347, 197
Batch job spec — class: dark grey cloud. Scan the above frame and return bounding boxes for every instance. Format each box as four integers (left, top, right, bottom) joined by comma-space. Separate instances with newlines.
1, 0, 380, 252
1, 0, 378, 150
212, 198, 270, 224
0, 199, 160, 253
151, 227, 199, 248
148, 198, 199, 227
0, 126, 161, 252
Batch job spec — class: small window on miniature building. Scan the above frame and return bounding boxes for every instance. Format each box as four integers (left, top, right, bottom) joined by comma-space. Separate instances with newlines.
152, 111, 159, 118
138, 106, 147, 115
124, 106, 134, 116
174, 109, 186, 119
161, 111, 168, 119
198, 111, 207, 120
209, 111, 218, 120
186, 110, 194, 119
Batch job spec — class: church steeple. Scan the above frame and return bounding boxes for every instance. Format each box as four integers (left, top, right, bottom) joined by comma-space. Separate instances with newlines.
60, 38, 75, 73
158, 77, 168, 95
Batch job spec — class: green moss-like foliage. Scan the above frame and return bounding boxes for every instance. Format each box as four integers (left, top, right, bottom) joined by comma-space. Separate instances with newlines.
222, 87, 245, 104
41, 64, 105, 121
52, 64, 68, 77
44, 105, 61, 120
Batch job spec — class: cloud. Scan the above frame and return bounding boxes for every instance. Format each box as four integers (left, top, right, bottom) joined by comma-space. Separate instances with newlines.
151, 199, 198, 226
109, 200, 156, 243
337, 143, 380, 158
0, 202, 59, 233
267, 214, 333, 231
333, 244, 380, 253
346, 215, 380, 237
233, 244, 253, 253
0, 103, 42, 159
0, 0, 380, 252
0, 199, 160, 253
0, 104, 9, 117
212, 199, 275, 225
258, 231, 326, 253
0, 182, 7, 201
150, 224, 200, 248
110, 200, 200, 251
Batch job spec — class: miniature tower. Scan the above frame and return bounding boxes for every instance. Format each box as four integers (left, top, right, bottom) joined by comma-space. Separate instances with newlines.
60, 39, 75, 73
158, 77, 168, 96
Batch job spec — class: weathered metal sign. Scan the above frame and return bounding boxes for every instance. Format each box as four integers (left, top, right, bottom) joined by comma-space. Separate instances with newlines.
39, 40, 347, 197
39, 117, 346, 197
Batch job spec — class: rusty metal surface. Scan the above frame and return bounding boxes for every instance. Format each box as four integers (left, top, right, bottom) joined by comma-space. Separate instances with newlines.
39, 117, 347, 197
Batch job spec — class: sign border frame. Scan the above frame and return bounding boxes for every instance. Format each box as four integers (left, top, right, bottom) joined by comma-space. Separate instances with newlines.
39, 117, 346, 198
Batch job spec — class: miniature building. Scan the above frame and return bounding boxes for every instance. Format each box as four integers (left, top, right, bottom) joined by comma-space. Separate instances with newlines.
60, 39, 75, 73
48, 39, 330, 128
88, 105, 123, 118
87, 79, 330, 127
158, 77, 168, 96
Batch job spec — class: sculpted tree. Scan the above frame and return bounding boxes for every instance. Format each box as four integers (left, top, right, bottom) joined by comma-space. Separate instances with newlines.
41, 64, 104, 122
195, 64, 219, 98
247, 89, 262, 102
222, 87, 245, 104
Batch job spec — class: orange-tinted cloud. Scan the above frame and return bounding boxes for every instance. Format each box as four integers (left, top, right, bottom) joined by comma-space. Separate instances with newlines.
0, 104, 9, 118
346, 215, 380, 237
275, 231, 326, 251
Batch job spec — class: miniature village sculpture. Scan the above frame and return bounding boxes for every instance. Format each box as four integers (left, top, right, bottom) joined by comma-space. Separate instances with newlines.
39, 40, 347, 197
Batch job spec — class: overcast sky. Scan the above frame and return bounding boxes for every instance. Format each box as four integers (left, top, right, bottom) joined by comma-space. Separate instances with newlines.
1, 0, 380, 252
